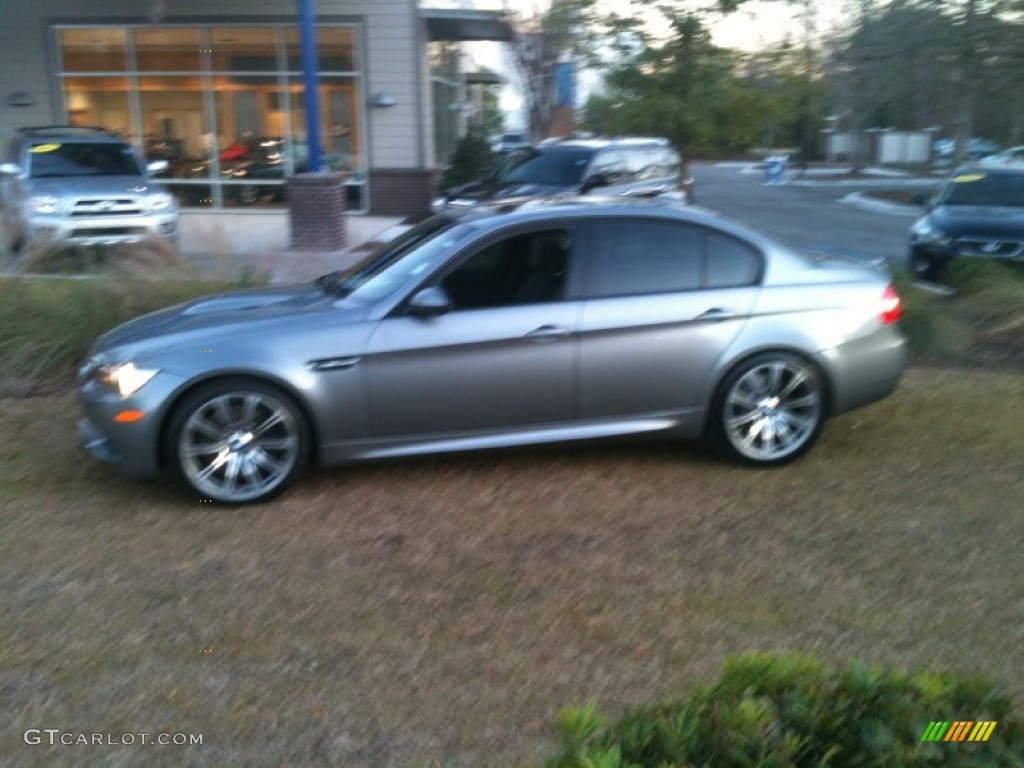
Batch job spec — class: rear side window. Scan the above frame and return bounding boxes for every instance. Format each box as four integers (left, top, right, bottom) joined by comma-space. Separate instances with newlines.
588, 220, 702, 297
586, 219, 762, 297
706, 232, 762, 287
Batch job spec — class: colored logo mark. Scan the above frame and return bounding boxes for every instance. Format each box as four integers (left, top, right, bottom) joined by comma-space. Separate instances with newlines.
921, 720, 997, 742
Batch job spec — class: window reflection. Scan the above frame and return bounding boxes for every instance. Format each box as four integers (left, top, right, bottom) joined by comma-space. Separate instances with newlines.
57, 24, 365, 211
60, 29, 127, 72
136, 28, 201, 71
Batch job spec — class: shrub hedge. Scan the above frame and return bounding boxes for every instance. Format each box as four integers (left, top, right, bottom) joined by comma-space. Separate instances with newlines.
545, 653, 1023, 768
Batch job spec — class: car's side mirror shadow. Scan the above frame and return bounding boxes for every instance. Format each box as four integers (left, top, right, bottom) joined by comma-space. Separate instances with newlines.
0, 162, 22, 175
146, 159, 169, 175
406, 286, 452, 318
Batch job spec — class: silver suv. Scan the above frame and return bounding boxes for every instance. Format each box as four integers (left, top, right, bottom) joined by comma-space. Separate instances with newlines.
1, 126, 179, 251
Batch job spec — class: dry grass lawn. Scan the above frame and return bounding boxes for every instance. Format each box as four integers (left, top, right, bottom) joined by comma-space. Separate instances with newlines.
2, 368, 1022, 767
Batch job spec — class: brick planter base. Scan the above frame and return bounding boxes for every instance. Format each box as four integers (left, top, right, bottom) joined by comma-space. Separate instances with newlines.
288, 172, 347, 251
367, 168, 439, 220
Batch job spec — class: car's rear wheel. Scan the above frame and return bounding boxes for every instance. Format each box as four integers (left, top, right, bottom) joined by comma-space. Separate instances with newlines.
711, 353, 825, 466
167, 379, 310, 504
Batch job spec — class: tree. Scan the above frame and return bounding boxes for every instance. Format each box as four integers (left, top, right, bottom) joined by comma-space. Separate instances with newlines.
508, 0, 643, 140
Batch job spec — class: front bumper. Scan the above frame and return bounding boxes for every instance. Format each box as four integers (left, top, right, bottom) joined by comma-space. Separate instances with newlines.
78, 371, 186, 479
26, 211, 179, 247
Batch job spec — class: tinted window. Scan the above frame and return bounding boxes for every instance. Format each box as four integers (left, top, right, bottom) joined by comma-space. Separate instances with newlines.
706, 233, 762, 287
589, 220, 701, 297
28, 141, 142, 178
940, 171, 1024, 207
499, 149, 592, 186
443, 229, 571, 310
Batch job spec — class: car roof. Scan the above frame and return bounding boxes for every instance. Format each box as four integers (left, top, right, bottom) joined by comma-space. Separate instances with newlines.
953, 164, 1024, 176
532, 137, 673, 152
18, 125, 127, 144
443, 196, 746, 236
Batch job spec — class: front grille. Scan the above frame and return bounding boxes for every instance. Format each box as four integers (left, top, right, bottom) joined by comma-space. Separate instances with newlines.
71, 198, 142, 217
956, 238, 1024, 259
70, 227, 146, 237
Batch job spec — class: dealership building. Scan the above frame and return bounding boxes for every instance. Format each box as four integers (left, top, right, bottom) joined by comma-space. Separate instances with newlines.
0, 0, 511, 217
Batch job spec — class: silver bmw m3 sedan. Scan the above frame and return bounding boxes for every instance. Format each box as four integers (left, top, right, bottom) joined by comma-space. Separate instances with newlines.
79, 198, 906, 504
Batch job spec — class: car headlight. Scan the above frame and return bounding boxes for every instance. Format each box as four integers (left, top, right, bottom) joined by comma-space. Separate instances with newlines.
28, 195, 61, 214
95, 362, 160, 397
146, 192, 175, 211
430, 196, 448, 213
911, 219, 951, 246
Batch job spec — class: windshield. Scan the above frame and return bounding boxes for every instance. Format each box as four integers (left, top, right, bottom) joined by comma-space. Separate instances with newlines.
28, 141, 143, 178
495, 148, 592, 186
321, 216, 476, 302
940, 172, 1024, 207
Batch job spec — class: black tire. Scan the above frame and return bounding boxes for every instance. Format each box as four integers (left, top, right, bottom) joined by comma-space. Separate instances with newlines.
235, 185, 259, 206
710, 352, 826, 466
908, 247, 948, 282
165, 379, 311, 504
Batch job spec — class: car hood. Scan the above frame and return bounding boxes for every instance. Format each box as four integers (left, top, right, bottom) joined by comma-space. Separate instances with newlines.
92, 283, 363, 358
446, 180, 575, 204
26, 175, 163, 198
929, 204, 1024, 239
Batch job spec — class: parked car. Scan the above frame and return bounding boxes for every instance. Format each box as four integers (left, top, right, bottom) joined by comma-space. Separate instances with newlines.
978, 145, 1024, 169
0, 125, 178, 250
434, 137, 696, 211
932, 137, 999, 162
79, 198, 905, 504
490, 132, 530, 154
908, 166, 1024, 280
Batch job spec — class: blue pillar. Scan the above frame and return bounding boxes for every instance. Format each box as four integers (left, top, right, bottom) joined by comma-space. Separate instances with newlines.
299, 0, 322, 173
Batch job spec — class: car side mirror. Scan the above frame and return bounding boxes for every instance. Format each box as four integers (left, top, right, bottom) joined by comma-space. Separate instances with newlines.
0, 162, 22, 175
146, 159, 169, 175
406, 286, 452, 318
582, 173, 609, 193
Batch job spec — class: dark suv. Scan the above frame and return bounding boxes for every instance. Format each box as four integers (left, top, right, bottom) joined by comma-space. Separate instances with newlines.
1, 125, 178, 251
434, 137, 694, 211
908, 166, 1024, 280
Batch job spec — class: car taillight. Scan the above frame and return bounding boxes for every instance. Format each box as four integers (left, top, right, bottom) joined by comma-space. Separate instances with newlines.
880, 283, 901, 324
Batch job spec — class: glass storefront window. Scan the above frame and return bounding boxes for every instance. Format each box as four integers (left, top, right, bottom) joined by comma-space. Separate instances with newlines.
136, 28, 202, 71
60, 28, 127, 72
211, 27, 279, 73
56, 24, 365, 212
286, 27, 356, 73
63, 76, 133, 137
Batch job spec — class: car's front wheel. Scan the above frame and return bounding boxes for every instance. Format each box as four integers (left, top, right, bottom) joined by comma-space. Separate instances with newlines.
908, 247, 948, 282
166, 379, 311, 504
710, 353, 825, 466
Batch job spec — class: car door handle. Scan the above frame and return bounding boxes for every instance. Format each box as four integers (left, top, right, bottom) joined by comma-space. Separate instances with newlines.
695, 308, 737, 322
307, 356, 361, 371
524, 325, 570, 342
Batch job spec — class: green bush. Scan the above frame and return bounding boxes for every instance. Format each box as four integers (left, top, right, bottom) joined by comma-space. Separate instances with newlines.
890, 273, 967, 361
545, 653, 1023, 768
441, 122, 497, 190
0, 276, 254, 392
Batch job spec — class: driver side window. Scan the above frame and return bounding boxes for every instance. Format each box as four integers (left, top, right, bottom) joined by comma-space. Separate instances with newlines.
441, 228, 571, 310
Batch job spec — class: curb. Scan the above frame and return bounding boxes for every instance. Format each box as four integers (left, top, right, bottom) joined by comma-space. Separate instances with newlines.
839, 192, 920, 217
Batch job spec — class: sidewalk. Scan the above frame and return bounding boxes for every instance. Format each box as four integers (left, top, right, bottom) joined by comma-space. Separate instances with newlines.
179, 210, 409, 282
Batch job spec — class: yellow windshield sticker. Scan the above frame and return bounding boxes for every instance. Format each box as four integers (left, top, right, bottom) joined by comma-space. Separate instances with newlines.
30, 143, 61, 153
952, 174, 985, 183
